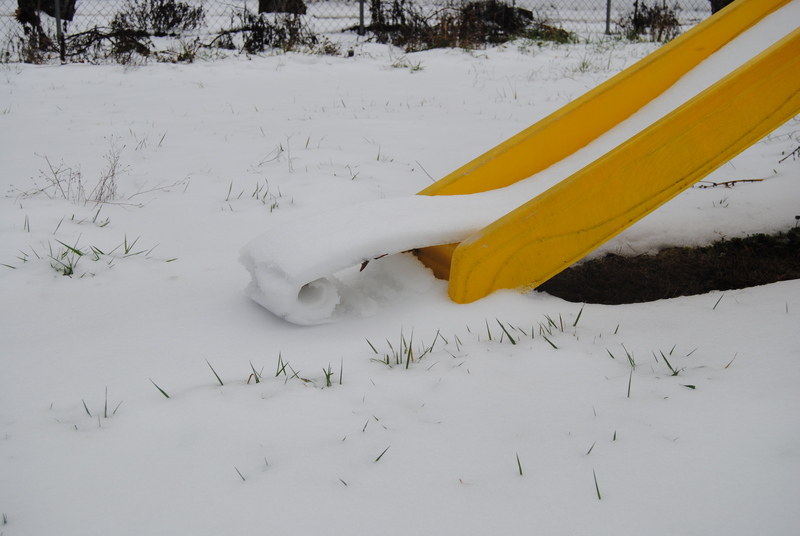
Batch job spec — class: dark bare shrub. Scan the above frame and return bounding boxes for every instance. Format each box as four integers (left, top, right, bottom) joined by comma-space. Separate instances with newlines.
259, 0, 307, 15
211, 8, 317, 54
364, 0, 573, 51
619, 1, 681, 42
112, 0, 205, 37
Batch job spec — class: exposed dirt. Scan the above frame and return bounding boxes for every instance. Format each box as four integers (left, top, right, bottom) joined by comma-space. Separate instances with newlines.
537, 228, 800, 304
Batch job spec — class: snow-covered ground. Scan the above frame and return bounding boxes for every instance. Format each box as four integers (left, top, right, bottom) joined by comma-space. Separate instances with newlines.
1, 21, 799, 536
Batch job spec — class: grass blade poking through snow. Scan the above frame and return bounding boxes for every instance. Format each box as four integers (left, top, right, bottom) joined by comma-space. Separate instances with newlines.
405, 331, 414, 369
622, 344, 636, 369
542, 334, 558, 349
496, 319, 517, 345
235, 467, 246, 481
55, 239, 85, 258
627, 369, 633, 398
516, 453, 523, 476
374, 446, 390, 463
275, 352, 288, 377
206, 359, 224, 386
659, 350, 680, 376
593, 469, 602, 500
150, 379, 170, 399
573, 304, 585, 327
249, 361, 261, 384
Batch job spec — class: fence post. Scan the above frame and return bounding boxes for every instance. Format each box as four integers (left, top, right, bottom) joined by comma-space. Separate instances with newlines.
605, 0, 612, 35
358, 0, 366, 36
53, 0, 66, 62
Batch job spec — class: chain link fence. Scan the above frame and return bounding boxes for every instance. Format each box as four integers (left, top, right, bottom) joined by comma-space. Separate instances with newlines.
1, 0, 713, 61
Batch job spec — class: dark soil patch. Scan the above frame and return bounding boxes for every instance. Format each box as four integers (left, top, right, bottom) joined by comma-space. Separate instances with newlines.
537, 228, 800, 304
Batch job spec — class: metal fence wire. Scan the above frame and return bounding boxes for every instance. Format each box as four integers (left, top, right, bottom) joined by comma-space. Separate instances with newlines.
1, 0, 713, 61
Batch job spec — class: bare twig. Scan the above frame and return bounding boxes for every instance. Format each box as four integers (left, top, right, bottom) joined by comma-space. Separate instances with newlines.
696, 178, 765, 188
778, 146, 800, 164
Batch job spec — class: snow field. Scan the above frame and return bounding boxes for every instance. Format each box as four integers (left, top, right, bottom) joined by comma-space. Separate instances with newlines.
1, 30, 799, 536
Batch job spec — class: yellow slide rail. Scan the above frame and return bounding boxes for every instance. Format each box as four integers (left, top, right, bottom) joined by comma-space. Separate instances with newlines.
448, 27, 800, 303
416, 0, 792, 280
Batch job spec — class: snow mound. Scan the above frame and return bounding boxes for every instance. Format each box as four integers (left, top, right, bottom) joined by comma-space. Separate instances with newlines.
239, 194, 507, 324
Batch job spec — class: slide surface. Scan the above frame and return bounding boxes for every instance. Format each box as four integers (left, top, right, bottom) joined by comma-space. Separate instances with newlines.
447, 27, 800, 303
416, 0, 793, 281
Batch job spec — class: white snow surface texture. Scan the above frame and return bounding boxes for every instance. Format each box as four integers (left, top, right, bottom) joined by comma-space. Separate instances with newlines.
1, 5, 799, 536
239, 1, 800, 324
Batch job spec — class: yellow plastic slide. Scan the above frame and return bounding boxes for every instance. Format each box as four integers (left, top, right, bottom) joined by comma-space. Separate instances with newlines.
416, 0, 799, 303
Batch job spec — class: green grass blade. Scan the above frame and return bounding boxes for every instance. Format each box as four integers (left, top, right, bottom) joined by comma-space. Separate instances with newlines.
249, 361, 261, 383
206, 359, 224, 386
405, 331, 414, 369
627, 369, 633, 398
593, 469, 602, 500
660, 350, 679, 376
150, 378, 170, 399
55, 240, 84, 257
496, 319, 517, 345
374, 446, 390, 463
573, 304, 585, 327
622, 343, 635, 369
323, 365, 333, 387
275, 352, 288, 377
542, 334, 558, 349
